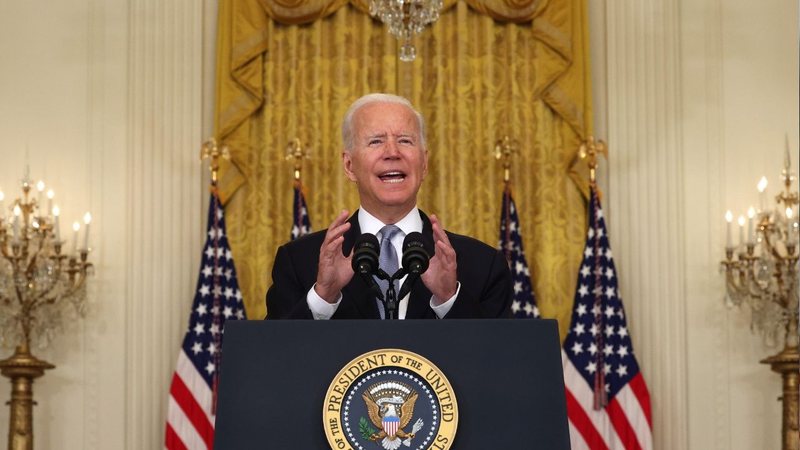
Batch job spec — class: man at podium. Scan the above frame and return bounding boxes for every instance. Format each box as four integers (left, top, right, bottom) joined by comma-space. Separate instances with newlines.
266, 93, 512, 320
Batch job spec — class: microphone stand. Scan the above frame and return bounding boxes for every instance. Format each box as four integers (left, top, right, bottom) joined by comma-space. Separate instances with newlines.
376, 268, 406, 320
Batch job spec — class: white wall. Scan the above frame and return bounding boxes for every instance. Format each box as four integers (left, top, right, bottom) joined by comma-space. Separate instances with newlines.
0, 1, 216, 448
591, 0, 798, 449
0, 1, 796, 449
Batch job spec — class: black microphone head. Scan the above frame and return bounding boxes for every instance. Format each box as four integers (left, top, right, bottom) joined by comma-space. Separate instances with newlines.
402, 231, 430, 274
352, 233, 380, 275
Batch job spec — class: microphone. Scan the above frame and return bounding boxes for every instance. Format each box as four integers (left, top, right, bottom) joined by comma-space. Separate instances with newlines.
352, 233, 380, 276
401, 232, 430, 274
351, 233, 384, 300
397, 232, 430, 301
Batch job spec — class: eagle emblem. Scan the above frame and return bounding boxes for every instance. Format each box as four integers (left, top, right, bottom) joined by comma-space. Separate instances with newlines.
361, 381, 424, 450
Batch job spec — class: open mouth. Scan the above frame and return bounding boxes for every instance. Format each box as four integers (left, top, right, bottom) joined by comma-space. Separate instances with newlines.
378, 171, 406, 183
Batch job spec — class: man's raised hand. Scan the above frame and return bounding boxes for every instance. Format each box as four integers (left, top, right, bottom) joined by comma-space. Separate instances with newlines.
314, 210, 353, 303
421, 214, 458, 304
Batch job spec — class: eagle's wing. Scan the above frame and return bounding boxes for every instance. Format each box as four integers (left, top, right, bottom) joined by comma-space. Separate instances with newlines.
363, 393, 382, 428
398, 392, 418, 429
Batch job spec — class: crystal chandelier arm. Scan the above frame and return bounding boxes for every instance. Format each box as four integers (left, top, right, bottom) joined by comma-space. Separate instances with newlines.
62, 259, 91, 297
29, 259, 90, 311
34, 254, 69, 304
24, 264, 62, 311
722, 256, 774, 303
722, 260, 751, 300
762, 227, 785, 260
742, 258, 774, 298
39, 272, 88, 307
16, 232, 56, 311
23, 235, 46, 279
777, 256, 799, 309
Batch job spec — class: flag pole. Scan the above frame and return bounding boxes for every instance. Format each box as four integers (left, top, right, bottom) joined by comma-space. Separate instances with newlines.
578, 136, 610, 409
578, 136, 608, 189
493, 136, 540, 319
199, 137, 230, 412
201, 137, 231, 187
494, 135, 519, 187
286, 139, 313, 241
285, 137, 310, 183
495, 136, 518, 258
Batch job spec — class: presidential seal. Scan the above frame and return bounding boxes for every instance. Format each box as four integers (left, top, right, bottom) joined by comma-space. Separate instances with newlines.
323, 349, 458, 450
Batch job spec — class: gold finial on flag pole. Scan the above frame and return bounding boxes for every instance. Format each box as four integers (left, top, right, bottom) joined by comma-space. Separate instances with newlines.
200, 138, 230, 183
285, 138, 311, 181
494, 136, 519, 185
578, 136, 608, 186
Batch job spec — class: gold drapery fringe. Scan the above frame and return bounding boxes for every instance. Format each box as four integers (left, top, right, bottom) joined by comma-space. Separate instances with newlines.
215, 0, 592, 342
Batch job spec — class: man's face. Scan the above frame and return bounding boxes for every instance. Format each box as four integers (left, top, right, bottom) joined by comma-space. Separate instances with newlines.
343, 102, 428, 219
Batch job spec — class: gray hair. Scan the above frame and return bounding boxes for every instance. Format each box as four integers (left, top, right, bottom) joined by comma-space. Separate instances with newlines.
341, 93, 427, 152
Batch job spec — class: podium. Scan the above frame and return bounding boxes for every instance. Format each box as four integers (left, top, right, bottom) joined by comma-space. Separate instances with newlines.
214, 319, 570, 449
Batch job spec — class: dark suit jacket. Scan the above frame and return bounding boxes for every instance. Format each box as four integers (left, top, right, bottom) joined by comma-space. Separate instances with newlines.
265, 210, 512, 319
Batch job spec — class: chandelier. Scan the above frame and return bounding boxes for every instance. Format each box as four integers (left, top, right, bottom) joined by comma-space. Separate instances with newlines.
0, 169, 93, 450
720, 142, 798, 450
369, 0, 443, 62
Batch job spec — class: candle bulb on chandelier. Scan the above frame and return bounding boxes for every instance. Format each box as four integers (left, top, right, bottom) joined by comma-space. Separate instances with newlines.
757, 176, 768, 212
747, 207, 756, 245
47, 189, 54, 218
737, 215, 745, 247
0, 190, 5, 221
83, 212, 92, 250
786, 207, 795, 244
36, 180, 45, 210
725, 210, 733, 248
13, 204, 21, 240
71, 221, 80, 255
785, 134, 791, 171
795, 221, 800, 247
52, 206, 61, 241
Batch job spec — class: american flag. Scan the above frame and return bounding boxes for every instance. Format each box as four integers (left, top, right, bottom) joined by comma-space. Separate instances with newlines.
562, 187, 652, 450
498, 186, 540, 318
165, 189, 246, 450
291, 180, 312, 240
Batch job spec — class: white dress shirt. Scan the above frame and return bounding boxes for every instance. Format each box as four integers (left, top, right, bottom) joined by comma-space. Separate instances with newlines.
306, 207, 460, 319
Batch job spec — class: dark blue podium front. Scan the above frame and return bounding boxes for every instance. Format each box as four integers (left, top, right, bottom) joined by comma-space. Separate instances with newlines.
213, 319, 569, 449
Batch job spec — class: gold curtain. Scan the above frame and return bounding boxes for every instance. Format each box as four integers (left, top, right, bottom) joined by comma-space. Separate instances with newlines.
215, 0, 592, 341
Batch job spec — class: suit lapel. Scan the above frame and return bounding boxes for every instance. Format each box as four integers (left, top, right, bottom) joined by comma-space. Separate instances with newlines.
404, 276, 434, 319
417, 210, 436, 258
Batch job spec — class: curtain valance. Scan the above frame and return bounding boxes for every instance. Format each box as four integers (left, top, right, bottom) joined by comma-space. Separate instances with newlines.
258, 0, 547, 25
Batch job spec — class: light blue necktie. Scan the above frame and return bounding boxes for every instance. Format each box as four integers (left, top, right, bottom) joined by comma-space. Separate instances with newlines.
375, 224, 401, 319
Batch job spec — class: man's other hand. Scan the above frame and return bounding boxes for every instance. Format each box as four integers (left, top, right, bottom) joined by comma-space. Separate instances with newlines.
421, 214, 458, 304
314, 210, 353, 303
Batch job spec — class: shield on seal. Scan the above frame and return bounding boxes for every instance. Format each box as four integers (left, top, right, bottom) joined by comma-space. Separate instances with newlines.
383, 416, 400, 437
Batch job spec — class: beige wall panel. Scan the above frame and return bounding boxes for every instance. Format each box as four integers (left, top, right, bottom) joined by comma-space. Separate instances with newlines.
593, 0, 798, 449
0, 0, 215, 448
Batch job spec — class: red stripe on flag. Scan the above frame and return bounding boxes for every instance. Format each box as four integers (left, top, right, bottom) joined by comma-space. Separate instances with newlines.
169, 373, 215, 449
607, 397, 642, 450
165, 423, 189, 450
565, 387, 610, 450
629, 373, 652, 428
